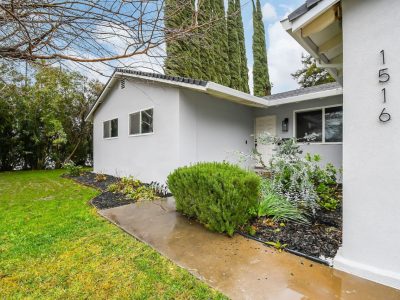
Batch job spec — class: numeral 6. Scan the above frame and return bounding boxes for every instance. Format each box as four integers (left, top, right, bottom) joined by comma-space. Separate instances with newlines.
379, 108, 391, 123
379, 68, 390, 83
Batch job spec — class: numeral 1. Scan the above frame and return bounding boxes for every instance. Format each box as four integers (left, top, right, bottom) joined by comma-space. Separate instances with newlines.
382, 88, 386, 103
380, 49, 385, 64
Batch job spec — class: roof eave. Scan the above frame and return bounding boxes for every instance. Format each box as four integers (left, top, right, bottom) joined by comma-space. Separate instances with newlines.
85, 72, 269, 122
282, 0, 343, 84
267, 86, 343, 107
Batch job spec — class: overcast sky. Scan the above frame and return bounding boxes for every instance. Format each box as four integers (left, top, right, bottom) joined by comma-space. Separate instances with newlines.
241, 0, 306, 93
69, 0, 306, 95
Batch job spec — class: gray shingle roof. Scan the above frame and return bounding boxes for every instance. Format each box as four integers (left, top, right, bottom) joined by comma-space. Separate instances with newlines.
263, 82, 341, 101
287, 0, 323, 22
115, 68, 208, 87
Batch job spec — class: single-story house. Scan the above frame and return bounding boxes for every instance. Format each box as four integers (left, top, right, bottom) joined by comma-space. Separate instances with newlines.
85, 69, 343, 184
86, 0, 400, 290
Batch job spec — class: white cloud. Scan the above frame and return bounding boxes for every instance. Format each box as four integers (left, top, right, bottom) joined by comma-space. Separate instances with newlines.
267, 20, 304, 93
262, 2, 278, 22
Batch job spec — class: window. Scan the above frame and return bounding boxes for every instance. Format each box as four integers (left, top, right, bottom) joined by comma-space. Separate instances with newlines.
325, 106, 343, 143
296, 109, 323, 142
129, 108, 153, 135
103, 118, 118, 138
295, 106, 342, 143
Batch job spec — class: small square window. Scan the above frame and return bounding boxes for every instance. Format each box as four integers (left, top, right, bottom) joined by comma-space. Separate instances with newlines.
103, 118, 118, 138
111, 118, 118, 137
141, 109, 153, 134
129, 108, 153, 135
103, 121, 110, 138
129, 112, 140, 135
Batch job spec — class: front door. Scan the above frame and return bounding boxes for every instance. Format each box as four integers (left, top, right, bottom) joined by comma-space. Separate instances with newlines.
255, 115, 276, 167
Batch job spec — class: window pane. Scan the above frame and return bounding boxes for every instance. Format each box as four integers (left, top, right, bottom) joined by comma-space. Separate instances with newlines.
111, 118, 118, 137
130, 112, 140, 135
325, 106, 343, 142
296, 110, 323, 142
103, 121, 110, 138
141, 109, 153, 134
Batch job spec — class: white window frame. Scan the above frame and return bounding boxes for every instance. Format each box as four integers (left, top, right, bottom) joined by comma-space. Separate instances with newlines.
103, 118, 119, 140
128, 107, 154, 137
293, 104, 343, 145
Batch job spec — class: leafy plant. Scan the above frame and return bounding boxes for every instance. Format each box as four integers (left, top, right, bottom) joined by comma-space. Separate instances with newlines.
95, 173, 107, 182
107, 177, 159, 201
245, 225, 257, 236
167, 162, 260, 236
108, 177, 141, 194
265, 241, 288, 252
63, 161, 83, 177
257, 179, 308, 224
246, 133, 341, 214
127, 186, 159, 201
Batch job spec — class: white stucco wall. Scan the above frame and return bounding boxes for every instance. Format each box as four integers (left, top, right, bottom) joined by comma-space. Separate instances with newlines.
178, 90, 254, 168
334, 0, 400, 289
93, 79, 180, 184
254, 95, 343, 170
93, 79, 255, 184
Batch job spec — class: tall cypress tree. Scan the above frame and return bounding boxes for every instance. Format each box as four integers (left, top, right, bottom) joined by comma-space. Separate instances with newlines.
252, 0, 271, 96
213, 0, 230, 86
164, 0, 200, 78
227, 0, 241, 90
235, 0, 250, 93
197, 0, 218, 82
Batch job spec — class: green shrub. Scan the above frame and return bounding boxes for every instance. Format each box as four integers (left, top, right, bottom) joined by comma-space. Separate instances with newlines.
256, 179, 308, 224
167, 162, 260, 236
63, 161, 83, 177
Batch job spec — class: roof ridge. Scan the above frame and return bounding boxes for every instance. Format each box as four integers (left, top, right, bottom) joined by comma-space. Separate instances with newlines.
115, 68, 208, 87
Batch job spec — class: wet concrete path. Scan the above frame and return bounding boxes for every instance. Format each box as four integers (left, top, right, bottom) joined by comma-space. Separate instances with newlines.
99, 198, 400, 300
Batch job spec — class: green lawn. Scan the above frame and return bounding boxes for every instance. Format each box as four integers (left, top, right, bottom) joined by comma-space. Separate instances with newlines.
0, 170, 226, 299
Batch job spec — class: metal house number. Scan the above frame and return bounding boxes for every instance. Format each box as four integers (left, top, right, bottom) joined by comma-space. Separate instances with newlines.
379, 50, 391, 122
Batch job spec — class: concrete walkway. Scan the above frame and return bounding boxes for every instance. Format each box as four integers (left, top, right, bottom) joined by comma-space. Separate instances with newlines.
99, 198, 400, 300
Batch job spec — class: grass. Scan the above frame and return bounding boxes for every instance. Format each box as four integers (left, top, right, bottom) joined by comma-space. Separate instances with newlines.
0, 170, 227, 299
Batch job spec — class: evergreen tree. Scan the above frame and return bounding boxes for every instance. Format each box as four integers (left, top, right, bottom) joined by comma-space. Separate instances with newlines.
291, 54, 335, 87
235, 0, 250, 93
227, 0, 242, 90
252, 0, 272, 96
213, 0, 230, 86
165, 0, 200, 78
197, 0, 218, 82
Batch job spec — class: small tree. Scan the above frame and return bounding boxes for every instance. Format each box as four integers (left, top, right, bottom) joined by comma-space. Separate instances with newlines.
291, 54, 335, 88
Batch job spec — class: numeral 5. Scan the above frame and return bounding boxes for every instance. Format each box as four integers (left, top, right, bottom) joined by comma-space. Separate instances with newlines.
379, 68, 390, 83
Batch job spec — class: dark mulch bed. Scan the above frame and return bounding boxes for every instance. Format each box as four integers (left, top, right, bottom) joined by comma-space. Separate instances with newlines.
90, 191, 138, 210
64, 172, 119, 192
64, 171, 168, 210
241, 207, 342, 262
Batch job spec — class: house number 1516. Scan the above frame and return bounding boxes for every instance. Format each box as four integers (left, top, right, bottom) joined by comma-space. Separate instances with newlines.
379, 50, 391, 122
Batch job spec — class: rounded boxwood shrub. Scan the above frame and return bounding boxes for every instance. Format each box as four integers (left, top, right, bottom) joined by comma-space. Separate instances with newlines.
167, 162, 260, 236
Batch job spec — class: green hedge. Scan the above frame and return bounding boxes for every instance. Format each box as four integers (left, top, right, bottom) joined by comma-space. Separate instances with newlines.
167, 162, 260, 236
